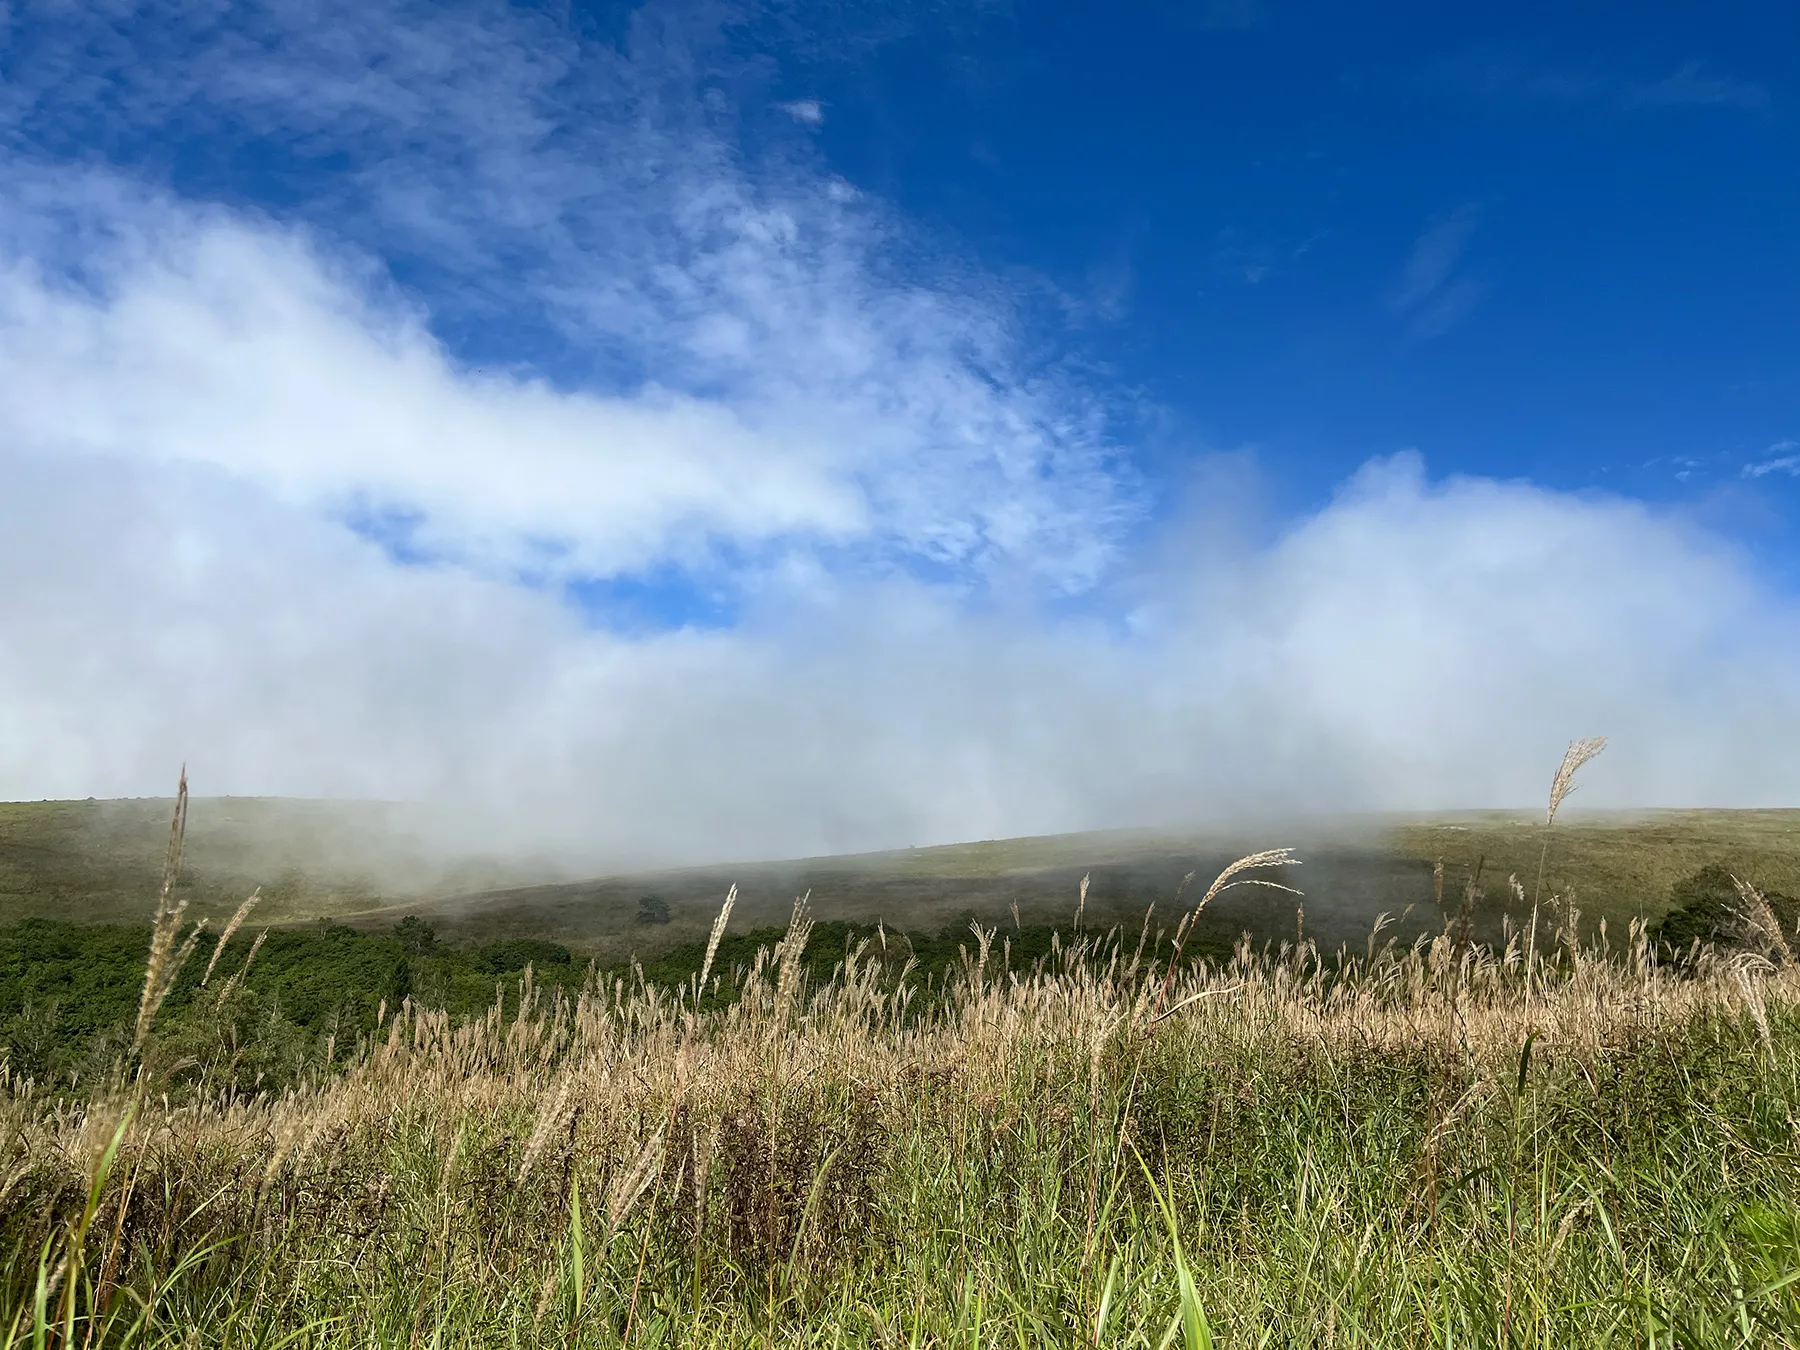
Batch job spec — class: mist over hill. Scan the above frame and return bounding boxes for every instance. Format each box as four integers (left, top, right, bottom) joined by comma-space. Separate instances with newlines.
8, 795, 1800, 966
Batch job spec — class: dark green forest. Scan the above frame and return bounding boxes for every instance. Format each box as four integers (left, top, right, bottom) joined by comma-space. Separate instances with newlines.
0, 911, 1191, 1092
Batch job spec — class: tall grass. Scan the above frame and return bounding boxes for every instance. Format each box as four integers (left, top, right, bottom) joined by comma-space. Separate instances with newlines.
1527, 735, 1607, 984
3, 806, 1800, 1344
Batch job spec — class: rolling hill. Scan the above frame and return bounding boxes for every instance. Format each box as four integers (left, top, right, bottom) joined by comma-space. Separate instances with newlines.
4, 796, 1798, 963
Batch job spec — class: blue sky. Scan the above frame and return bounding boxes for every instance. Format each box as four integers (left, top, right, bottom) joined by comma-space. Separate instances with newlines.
1, 0, 1798, 856
13, 0, 1795, 600
770, 0, 1799, 532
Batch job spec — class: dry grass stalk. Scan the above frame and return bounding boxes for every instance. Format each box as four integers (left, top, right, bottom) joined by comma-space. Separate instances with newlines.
775, 894, 815, 1008
607, 1129, 666, 1237
201, 889, 261, 987
1074, 872, 1090, 932
691, 1118, 720, 1242
213, 930, 268, 1007
1734, 961, 1777, 1057
1545, 736, 1608, 826
1547, 1197, 1594, 1265
259, 1114, 305, 1190
1150, 983, 1243, 1024
1449, 859, 1483, 956
517, 1075, 577, 1183
696, 884, 737, 995
1151, 848, 1301, 1020
1731, 875, 1794, 968
133, 770, 196, 1052
1529, 736, 1606, 989
1126, 904, 1154, 981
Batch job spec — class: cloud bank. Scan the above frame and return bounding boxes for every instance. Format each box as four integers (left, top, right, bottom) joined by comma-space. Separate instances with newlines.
1, 0, 1797, 867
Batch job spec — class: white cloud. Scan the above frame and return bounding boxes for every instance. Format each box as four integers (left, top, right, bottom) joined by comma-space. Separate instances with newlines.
5, 434, 1799, 869
0, 189, 868, 578
0, 0, 1134, 590
778, 99, 824, 125
1744, 440, 1800, 479
1, 0, 1798, 869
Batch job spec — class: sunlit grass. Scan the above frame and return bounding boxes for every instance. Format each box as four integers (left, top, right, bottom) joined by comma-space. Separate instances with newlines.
5, 754, 1799, 1347
3, 878, 1798, 1346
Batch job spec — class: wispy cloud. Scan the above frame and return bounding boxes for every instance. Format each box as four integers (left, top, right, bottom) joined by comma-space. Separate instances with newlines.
1624, 62, 1772, 112
1744, 440, 1800, 478
1155, 0, 1261, 33
0, 0, 1134, 593
1389, 205, 1486, 339
1209, 228, 1292, 288
1436, 54, 1771, 116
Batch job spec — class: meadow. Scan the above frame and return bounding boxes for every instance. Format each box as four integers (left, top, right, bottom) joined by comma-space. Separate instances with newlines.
3, 752, 1800, 1346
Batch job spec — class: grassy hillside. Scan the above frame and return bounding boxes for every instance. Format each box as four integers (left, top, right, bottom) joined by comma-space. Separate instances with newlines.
419, 807, 1800, 962
0, 796, 551, 926
1388, 808, 1800, 921
3, 797, 1798, 966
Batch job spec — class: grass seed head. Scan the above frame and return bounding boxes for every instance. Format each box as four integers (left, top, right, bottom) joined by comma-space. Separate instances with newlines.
1546, 736, 1607, 825
697, 884, 737, 994
201, 889, 262, 987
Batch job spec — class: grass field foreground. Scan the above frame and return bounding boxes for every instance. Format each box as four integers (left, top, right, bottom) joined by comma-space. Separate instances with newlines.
7, 749, 1800, 1347
3, 879, 1800, 1346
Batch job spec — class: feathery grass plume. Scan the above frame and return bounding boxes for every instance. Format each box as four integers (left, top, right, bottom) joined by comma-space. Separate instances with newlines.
133, 769, 198, 1052
237, 930, 267, 984
1074, 872, 1090, 932
214, 930, 267, 1007
967, 920, 996, 991
1529, 736, 1607, 986
1733, 958, 1778, 1058
690, 1118, 720, 1246
1152, 848, 1301, 1020
775, 894, 815, 1008
1546, 736, 1608, 826
259, 1114, 306, 1191
695, 884, 737, 996
1731, 875, 1795, 968
606, 1129, 665, 1238
201, 889, 261, 987
517, 1076, 577, 1184
1126, 903, 1155, 980
1450, 860, 1482, 956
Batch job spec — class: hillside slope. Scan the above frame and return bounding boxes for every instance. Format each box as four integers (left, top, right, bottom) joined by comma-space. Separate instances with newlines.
5, 797, 1797, 962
